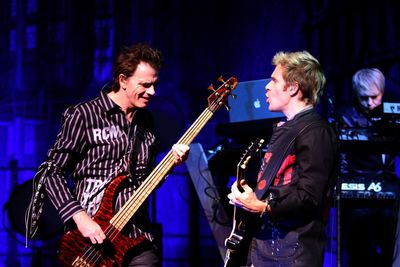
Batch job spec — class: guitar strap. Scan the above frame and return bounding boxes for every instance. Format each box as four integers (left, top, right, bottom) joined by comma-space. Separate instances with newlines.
25, 160, 59, 246
255, 116, 323, 200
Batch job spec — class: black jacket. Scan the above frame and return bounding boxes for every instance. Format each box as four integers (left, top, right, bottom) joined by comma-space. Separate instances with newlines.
250, 109, 338, 267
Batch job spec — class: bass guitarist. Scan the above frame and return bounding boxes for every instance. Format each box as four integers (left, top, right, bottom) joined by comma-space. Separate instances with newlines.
228, 51, 338, 267
27, 43, 189, 266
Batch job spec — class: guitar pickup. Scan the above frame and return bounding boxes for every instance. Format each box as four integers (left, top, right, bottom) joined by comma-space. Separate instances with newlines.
225, 233, 243, 250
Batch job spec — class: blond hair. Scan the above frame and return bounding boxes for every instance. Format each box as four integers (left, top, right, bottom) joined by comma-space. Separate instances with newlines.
272, 51, 326, 105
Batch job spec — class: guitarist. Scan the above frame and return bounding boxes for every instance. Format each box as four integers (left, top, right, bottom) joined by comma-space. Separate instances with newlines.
27, 43, 189, 266
228, 51, 338, 267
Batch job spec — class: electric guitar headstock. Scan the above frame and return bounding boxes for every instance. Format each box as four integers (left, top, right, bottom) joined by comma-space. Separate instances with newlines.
236, 138, 265, 190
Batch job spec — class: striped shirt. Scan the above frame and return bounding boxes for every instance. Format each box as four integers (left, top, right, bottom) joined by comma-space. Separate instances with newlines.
45, 89, 156, 240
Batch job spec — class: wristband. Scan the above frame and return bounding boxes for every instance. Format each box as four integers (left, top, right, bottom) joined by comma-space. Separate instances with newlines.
260, 200, 271, 217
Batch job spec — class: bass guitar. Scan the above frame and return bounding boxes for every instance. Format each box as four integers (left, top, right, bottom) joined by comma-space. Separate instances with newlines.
58, 76, 238, 266
224, 138, 265, 267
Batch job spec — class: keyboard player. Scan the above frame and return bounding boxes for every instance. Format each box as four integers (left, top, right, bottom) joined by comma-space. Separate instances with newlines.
336, 68, 399, 267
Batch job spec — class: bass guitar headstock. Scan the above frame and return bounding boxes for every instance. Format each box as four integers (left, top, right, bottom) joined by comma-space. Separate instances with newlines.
207, 76, 238, 113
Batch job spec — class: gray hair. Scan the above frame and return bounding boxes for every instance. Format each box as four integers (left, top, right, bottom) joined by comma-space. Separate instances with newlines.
352, 68, 385, 95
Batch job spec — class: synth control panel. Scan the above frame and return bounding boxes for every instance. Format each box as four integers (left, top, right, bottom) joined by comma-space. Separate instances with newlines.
337, 177, 398, 200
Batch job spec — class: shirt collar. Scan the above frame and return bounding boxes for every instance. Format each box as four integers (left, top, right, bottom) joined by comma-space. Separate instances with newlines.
277, 106, 314, 127
98, 89, 121, 114
291, 105, 314, 120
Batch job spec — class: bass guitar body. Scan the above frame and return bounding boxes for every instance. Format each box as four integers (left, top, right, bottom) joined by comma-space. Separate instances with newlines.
58, 175, 145, 266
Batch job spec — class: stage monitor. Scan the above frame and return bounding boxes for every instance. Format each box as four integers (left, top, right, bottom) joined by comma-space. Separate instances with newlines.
228, 78, 284, 123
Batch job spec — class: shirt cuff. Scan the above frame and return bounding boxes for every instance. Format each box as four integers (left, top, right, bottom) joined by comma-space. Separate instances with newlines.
58, 199, 84, 223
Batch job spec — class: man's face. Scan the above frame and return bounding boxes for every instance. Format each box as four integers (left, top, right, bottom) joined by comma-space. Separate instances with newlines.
120, 62, 158, 109
265, 64, 291, 113
357, 85, 383, 111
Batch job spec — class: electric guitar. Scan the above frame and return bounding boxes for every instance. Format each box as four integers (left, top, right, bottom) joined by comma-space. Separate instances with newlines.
58, 76, 238, 266
224, 138, 265, 267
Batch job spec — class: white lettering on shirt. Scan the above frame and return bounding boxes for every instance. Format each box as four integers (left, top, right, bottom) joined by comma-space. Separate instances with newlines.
92, 126, 123, 142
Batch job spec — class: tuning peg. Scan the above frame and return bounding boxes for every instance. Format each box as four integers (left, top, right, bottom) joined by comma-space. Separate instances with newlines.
208, 84, 216, 92
223, 104, 231, 111
240, 156, 251, 169
217, 76, 225, 83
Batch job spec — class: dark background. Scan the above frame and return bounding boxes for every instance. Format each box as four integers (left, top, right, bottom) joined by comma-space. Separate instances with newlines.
1, 0, 399, 266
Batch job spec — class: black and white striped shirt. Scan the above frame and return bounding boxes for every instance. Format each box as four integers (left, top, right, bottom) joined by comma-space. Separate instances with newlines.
45, 89, 156, 239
